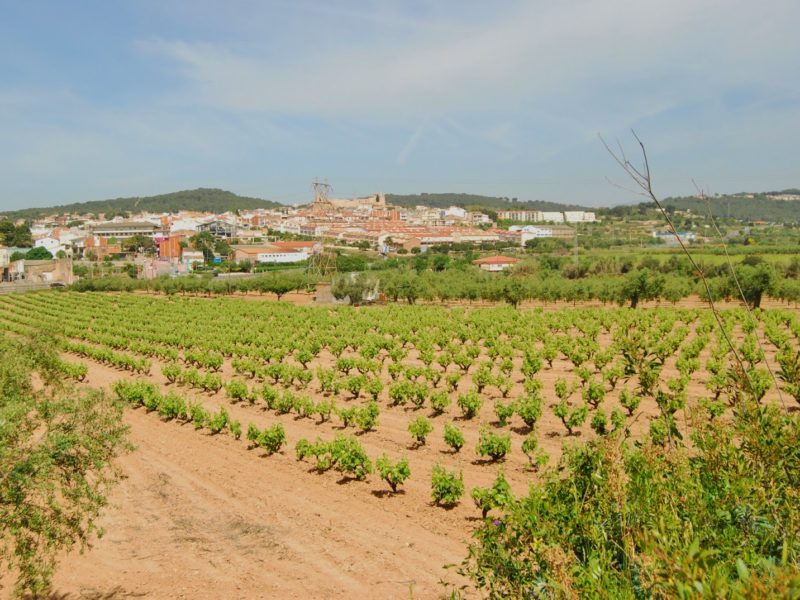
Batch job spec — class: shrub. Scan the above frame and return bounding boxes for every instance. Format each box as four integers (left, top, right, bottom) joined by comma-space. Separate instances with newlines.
476, 428, 511, 462
207, 407, 229, 434
344, 374, 368, 399
365, 377, 383, 401
521, 431, 548, 471
494, 400, 516, 427
457, 390, 483, 419
582, 379, 606, 409
408, 416, 433, 446
444, 422, 465, 452
431, 465, 464, 507
516, 393, 542, 429
430, 390, 451, 415
329, 435, 372, 480
161, 362, 182, 384
619, 387, 641, 416
590, 411, 608, 436
446, 372, 461, 392
460, 403, 800, 598
229, 419, 242, 440
201, 373, 223, 394
158, 392, 187, 421
471, 471, 513, 518
257, 423, 286, 455
314, 399, 333, 423
356, 400, 380, 432
189, 402, 207, 429
225, 379, 249, 402
246, 423, 261, 447
295, 438, 314, 461
388, 381, 413, 406
336, 405, 358, 428
473, 366, 494, 394
261, 384, 278, 410
375, 455, 411, 493
553, 400, 589, 436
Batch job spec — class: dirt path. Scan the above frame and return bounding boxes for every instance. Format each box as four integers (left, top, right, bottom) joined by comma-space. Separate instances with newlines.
41, 361, 476, 600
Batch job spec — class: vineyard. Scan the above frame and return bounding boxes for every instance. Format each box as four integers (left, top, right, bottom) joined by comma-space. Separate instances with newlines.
1, 291, 799, 597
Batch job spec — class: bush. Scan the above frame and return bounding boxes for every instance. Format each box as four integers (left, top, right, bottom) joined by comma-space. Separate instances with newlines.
297, 435, 372, 480
207, 407, 229, 434
444, 422, 465, 452
471, 471, 513, 518
225, 379, 249, 402
314, 399, 333, 423
430, 390, 451, 415
476, 428, 511, 462
161, 362, 182, 384
516, 393, 542, 429
355, 400, 380, 432
461, 403, 800, 598
158, 392, 187, 421
431, 465, 464, 507
329, 435, 372, 480
521, 431, 548, 471
257, 423, 286, 455
553, 400, 589, 436
457, 390, 483, 419
408, 415, 433, 446
336, 405, 358, 428
619, 387, 641, 416
494, 400, 516, 427
375, 455, 411, 493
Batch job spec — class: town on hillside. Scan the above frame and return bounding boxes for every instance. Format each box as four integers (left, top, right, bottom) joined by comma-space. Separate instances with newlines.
0, 189, 603, 287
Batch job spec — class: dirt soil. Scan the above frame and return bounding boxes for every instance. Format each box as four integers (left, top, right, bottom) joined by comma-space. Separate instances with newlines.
35, 364, 475, 600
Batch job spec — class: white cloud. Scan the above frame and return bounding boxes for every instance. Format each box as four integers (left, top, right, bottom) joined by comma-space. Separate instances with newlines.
140, 0, 800, 125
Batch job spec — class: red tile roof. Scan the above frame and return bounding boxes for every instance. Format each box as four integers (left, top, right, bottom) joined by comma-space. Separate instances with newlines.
472, 255, 520, 265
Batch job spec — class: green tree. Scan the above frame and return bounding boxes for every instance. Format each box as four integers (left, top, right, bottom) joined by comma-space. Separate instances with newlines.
620, 268, 665, 308
121, 235, 155, 254
733, 263, 776, 308
331, 273, 377, 305
24, 246, 53, 260
0, 338, 130, 596
189, 231, 217, 262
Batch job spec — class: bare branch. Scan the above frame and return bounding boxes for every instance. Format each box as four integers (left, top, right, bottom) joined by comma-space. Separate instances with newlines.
601, 131, 755, 400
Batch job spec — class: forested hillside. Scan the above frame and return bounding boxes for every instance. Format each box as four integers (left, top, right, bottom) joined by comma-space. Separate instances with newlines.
600, 192, 800, 223
1, 188, 283, 220
662, 193, 800, 223
385, 193, 592, 212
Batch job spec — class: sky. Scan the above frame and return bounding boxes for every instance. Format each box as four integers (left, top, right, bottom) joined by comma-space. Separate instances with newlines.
1, 0, 799, 210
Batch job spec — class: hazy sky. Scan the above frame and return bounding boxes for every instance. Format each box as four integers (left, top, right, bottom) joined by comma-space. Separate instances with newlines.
1, 0, 798, 210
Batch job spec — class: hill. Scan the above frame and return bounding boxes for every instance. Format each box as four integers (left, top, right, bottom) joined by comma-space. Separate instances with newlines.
385, 193, 593, 213
661, 193, 800, 223
1, 188, 283, 220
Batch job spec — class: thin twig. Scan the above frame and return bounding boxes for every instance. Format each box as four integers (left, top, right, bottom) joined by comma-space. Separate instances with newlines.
599, 131, 754, 399
693, 180, 786, 408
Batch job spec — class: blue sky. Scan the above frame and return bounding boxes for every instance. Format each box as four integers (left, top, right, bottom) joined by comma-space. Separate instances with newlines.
1, 0, 799, 210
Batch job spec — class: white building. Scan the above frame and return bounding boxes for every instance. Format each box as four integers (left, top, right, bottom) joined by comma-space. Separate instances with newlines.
34, 237, 66, 256
539, 212, 565, 223
170, 218, 203, 232
564, 211, 597, 223
497, 210, 542, 222
442, 206, 467, 219
255, 251, 310, 264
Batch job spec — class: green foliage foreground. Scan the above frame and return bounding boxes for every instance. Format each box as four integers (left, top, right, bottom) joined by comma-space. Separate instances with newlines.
0, 338, 131, 597
459, 400, 800, 598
